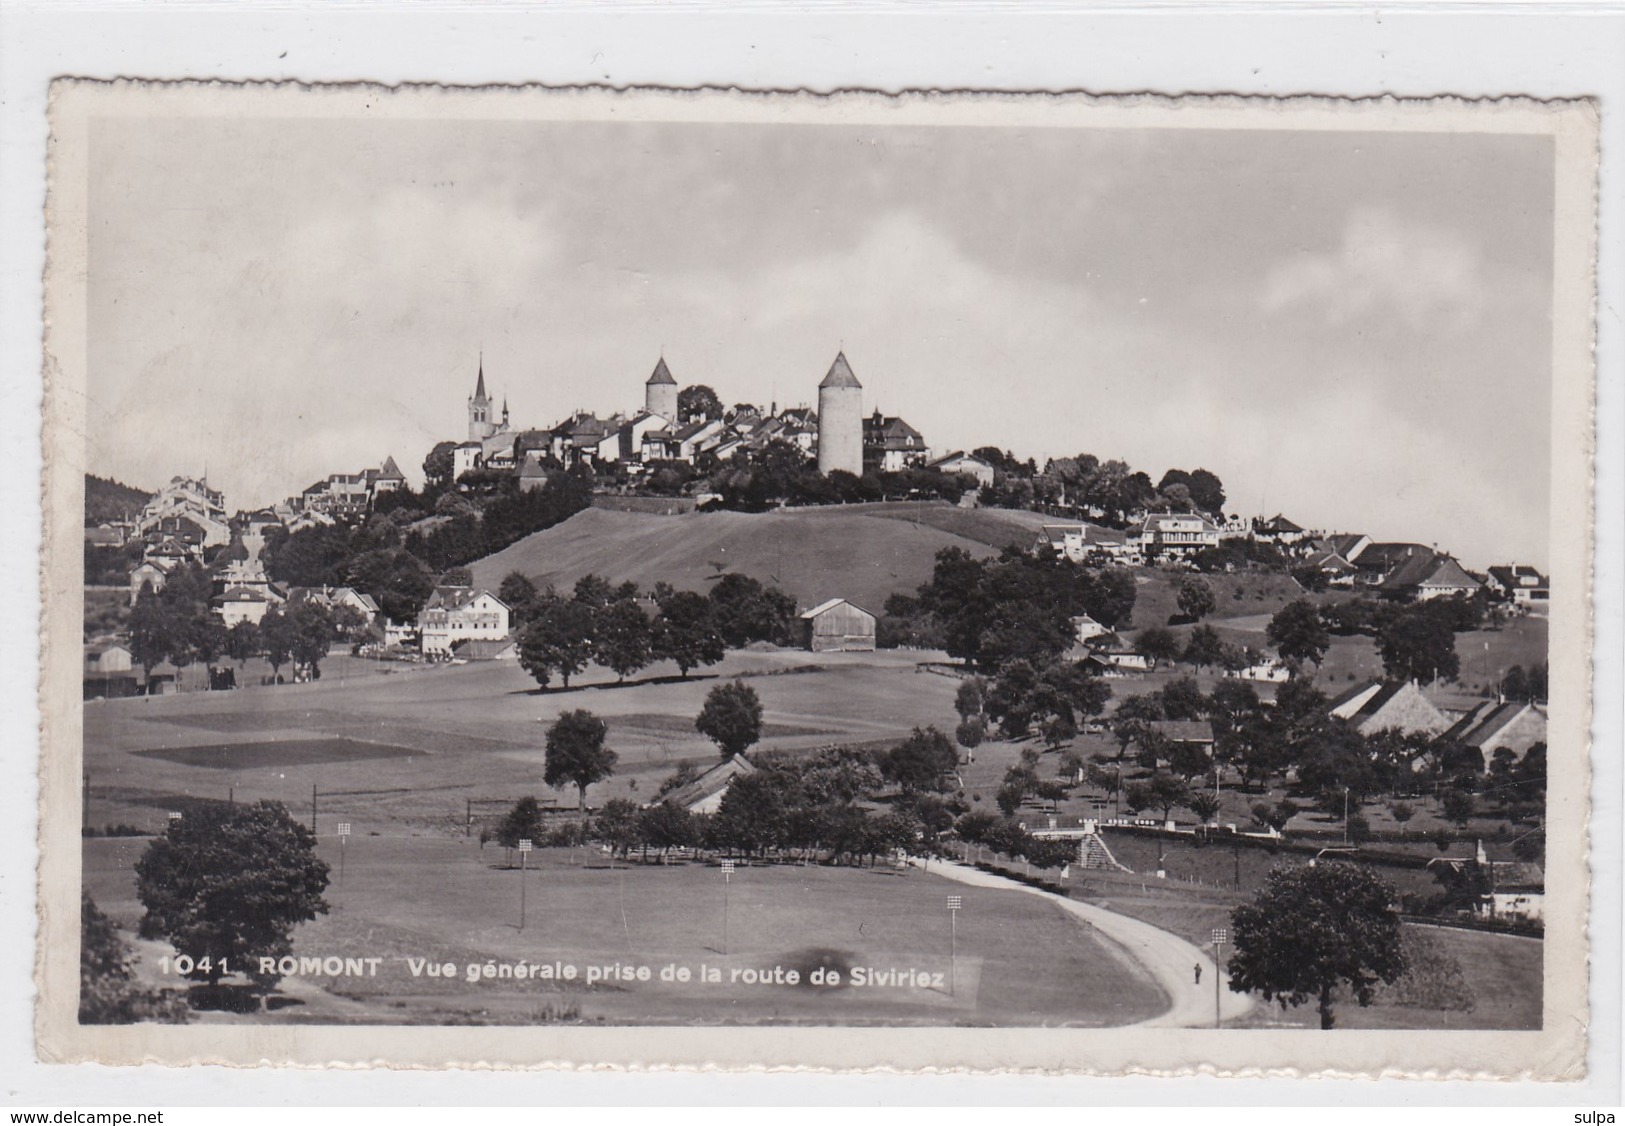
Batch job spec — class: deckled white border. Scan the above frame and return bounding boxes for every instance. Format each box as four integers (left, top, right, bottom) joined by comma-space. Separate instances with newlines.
2, 4, 1620, 1106
35, 81, 1598, 1079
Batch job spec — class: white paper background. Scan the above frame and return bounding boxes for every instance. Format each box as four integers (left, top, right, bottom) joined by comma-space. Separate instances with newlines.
1, 0, 1619, 1108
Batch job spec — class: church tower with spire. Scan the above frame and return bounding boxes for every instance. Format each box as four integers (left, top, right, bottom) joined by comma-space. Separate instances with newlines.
645, 356, 679, 421
468, 355, 495, 441
816, 351, 864, 476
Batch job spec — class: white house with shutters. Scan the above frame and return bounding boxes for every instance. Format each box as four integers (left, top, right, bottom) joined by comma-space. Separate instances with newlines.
419, 587, 511, 656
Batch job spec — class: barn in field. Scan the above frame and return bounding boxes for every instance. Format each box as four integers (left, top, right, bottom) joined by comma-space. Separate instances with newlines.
799, 598, 877, 652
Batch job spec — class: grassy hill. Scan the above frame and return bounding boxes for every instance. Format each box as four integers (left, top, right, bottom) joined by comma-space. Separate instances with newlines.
469, 502, 1055, 611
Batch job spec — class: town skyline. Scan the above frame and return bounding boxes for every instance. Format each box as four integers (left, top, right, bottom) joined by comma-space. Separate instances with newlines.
86, 117, 1555, 570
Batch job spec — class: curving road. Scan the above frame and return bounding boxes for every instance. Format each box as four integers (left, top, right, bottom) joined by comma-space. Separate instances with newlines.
922, 858, 1256, 1028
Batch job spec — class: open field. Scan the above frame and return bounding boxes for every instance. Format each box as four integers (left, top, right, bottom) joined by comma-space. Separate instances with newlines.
83, 646, 965, 833
469, 503, 1057, 612
84, 836, 1165, 1026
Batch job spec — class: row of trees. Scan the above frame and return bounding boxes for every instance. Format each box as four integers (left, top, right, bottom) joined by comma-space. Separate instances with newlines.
707, 439, 974, 512
502, 572, 799, 690
126, 568, 363, 688
1263, 593, 1491, 684
882, 545, 1138, 670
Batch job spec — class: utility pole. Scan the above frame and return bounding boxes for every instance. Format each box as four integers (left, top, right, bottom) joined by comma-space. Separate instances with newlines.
1211, 928, 1228, 1029
311, 784, 318, 834
947, 895, 962, 997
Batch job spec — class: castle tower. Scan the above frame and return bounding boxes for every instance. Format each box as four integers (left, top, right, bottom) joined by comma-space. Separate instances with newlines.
816, 351, 864, 476
467, 356, 495, 441
645, 356, 678, 421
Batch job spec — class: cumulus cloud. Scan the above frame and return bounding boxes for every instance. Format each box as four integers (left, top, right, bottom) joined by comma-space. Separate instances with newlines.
1259, 207, 1488, 333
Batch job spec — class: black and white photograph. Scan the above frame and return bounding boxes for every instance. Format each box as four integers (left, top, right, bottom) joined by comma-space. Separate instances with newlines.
36, 82, 1596, 1075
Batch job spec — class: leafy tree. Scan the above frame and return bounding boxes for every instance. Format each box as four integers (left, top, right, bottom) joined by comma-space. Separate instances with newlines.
678, 384, 723, 423
1142, 773, 1193, 821
695, 680, 764, 758
954, 677, 986, 721
709, 573, 798, 647
882, 726, 958, 792
1177, 575, 1218, 622
1377, 607, 1461, 684
1227, 863, 1406, 1029
1389, 802, 1416, 835
260, 608, 297, 679
127, 594, 177, 690
1499, 665, 1530, 703
519, 598, 597, 689
347, 548, 436, 624
651, 590, 725, 678
134, 800, 330, 993
495, 796, 545, 850
422, 440, 458, 485
498, 572, 542, 627
1134, 626, 1181, 668
287, 600, 340, 679
638, 801, 698, 859
1188, 791, 1222, 824
711, 770, 789, 856
1267, 600, 1331, 669
954, 717, 985, 752
1441, 788, 1477, 828
544, 709, 617, 811
1182, 624, 1226, 669
596, 599, 652, 681
80, 892, 189, 1024
593, 798, 644, 859
225, 619, 261, 669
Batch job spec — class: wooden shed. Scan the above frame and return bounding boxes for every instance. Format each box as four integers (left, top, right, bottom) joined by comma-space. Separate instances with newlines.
799, 598, 877, 652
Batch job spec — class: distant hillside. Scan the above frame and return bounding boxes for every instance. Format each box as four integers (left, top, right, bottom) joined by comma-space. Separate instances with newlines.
84, 474, 150, 526
469, 502, 1054, 612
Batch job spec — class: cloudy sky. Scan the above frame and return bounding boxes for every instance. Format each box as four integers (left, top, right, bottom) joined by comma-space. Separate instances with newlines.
87, 112, 1554, 568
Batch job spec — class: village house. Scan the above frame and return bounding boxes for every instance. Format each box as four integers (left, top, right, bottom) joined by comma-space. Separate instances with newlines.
662, 755, 759, 815
861, 411, 931, 473
1137, 513, 1220, 560
1442, 700, 1548, 771
214, 585, 279, 627
129, 558, 177, 605
419, 587, 511, 657
135, 476, 231, 549
1486, 564, 1550, 609
1327, 679, 1452, 737
925, 451, 996, 489
1350, 543, 1483, 601
1252, 514, 1312, 547
1035, 523, 1136, 565
1428, 844, 1544, 923
799, 598, 877, 652
1070, 613, 1109, 644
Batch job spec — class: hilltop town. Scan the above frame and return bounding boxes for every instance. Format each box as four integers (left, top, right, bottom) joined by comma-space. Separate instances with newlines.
80, 349, 1551, 1032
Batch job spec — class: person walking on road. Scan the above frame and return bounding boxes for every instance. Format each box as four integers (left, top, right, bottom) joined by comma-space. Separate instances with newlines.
1194, 963, 1202, 985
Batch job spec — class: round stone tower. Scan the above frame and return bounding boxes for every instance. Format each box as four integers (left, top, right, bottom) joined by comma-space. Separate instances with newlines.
645, 356, 679, 422
816, 351, 864, 476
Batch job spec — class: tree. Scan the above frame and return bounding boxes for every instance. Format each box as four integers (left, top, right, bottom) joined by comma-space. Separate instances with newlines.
544, 709, 617, 811
954, 718, 985, 752
1134, 626, 1181, 669
709, 572, 797, 647
596, 600, 652, 682
1188, 791, 1222, 825
225, 619, 261, 670
80, 893, 189, 1024
639, 801, 697, 860
1389, 802, 1415, 836
1378, 607, 1461, 684
422, 440, 458, 485
1176, 575, 1217, 622
954, 677, 986, 721
1441, 788, 1477, 828
519, 598, 597, 689
882, 726, 958, 792
1267, 600, 1331, 669
499, 572, 542, 626
288, 600, 339, 679
494, 796, 545, 850
695, 680, 764, 758
347, 548, 436, 624
1227, 863, 1406, 1029
259, 608, 297, 680
134, 800, 330, 994
1182, 624, 1226, 670
651, 590, 725, 678
594, 798, 644, 859
678, 384, 723, 423
127, 594, 177, 691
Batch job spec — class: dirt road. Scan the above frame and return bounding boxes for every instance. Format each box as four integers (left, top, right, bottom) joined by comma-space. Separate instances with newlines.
925, 858, 1256, 1028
